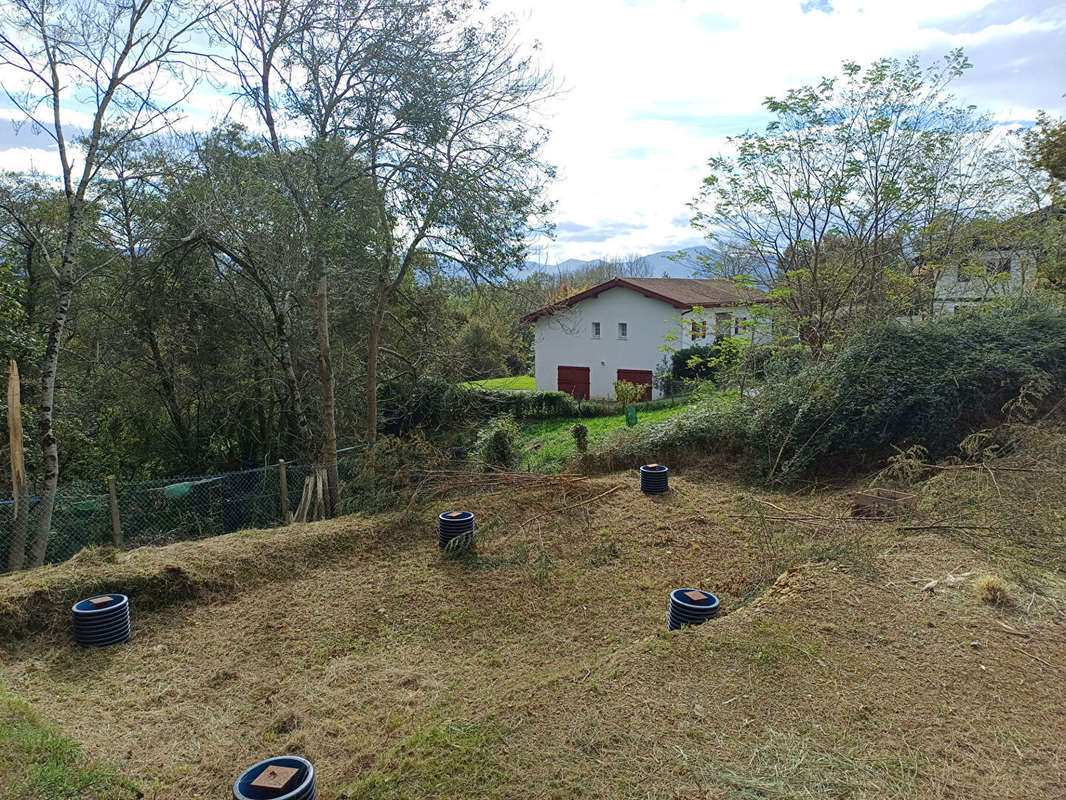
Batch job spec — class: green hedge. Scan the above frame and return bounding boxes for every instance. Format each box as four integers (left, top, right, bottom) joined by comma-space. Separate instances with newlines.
591, 304, 1066, 483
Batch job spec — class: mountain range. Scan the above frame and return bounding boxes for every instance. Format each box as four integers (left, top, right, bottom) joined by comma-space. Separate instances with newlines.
525, 245, 717, 279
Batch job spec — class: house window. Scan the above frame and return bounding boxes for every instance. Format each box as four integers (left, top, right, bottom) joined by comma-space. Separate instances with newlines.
591, 321, 601, 339
690, 321, 707, 340
990, 257, 1011, 277
715, 312, 732, 337
956, 264, 971, 283
617, 322, 628, 339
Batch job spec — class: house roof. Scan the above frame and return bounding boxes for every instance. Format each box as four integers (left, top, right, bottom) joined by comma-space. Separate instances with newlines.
519, 277, 769, 323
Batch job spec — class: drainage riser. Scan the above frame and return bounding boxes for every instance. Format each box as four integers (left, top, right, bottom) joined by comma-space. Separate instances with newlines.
640, 464, 669, 494
667, 588, 720, 631
71, 594, 131, 647
438, 510, 475, 550
233, 755, 316, 800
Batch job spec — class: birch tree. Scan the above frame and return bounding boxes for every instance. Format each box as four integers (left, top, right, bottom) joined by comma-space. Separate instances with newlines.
0, 0, 214, 564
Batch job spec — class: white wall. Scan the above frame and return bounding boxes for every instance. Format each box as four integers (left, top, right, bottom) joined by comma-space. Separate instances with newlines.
928, 250, 1035, 313
532, 286, 761, 399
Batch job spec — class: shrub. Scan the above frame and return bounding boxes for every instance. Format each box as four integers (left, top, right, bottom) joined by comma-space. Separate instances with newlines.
475, 417, 522, 470
975, 574, 1011, 607
613, 380, 645, 407
745, 304, 1066, 482
587, 304, 1066, 483
570, 424, 588, 453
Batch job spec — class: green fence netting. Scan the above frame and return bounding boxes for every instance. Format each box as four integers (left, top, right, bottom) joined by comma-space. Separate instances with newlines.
1, 448, 361, 571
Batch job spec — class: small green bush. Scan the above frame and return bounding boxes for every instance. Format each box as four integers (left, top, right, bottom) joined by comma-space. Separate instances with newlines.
475, 417, 522, 470
570, 424, 588, 453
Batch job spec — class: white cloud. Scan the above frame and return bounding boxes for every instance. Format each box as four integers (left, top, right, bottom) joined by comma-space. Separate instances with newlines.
0, 146, 65, 177
493, 0, 1066, 262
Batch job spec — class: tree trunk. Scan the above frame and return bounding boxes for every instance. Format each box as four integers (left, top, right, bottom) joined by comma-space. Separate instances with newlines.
314, 274, 339, 514
6, 360, 29, 572
143, 322, 197, 470
275, 304, 315, 461
365, 281, 388, 445
30, 260, 76, 567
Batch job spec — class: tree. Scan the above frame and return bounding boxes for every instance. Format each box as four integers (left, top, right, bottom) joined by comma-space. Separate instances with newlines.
692, 51, 1008, 351
0, 0, 213, 563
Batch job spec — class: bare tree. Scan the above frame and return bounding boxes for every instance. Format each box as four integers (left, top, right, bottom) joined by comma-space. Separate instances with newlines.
0, 0, 214, 564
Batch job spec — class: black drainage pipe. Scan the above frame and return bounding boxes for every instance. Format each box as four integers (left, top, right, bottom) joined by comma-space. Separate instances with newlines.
639, 464, 669, 494
233, 755, 316, 800
667, 588, 720, 631
71, 594, 131, 647
438, 510, 475, 551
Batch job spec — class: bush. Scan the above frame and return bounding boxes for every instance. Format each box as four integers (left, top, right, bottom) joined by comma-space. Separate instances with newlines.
378, 377, 620, 436
475, 417, 522, 470
570, 424, 588, 453
746, 304, 1066, 481
588, 305, 1066, 483
613, 380, 645, 407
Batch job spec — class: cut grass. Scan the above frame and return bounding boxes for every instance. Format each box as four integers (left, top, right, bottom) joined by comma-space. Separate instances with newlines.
460, 375, 535, 391
518, 402, 693, 472
0, 684, 138, 800
2, 424, 1066, 799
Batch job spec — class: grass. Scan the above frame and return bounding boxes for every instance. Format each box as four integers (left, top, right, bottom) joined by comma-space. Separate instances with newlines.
460, 375, 535, 391
0, 685, 138, 800
2, 424, 1066, 798
518, 401, 694, 472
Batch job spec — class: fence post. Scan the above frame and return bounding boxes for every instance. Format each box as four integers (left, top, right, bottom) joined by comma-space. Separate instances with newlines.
279, 459, 291, 525
106, 475, 123, 549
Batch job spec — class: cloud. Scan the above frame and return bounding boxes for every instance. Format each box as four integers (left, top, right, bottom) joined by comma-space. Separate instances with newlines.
556, 219, 648, 242
801, 0, 835, 14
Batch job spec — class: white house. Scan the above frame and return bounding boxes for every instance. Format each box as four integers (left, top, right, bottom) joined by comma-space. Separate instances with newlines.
912, 247, 1036, 316
521, 277, 769, 400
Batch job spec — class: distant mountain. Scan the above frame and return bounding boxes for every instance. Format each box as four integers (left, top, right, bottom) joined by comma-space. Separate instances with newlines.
525, 245, 718, 279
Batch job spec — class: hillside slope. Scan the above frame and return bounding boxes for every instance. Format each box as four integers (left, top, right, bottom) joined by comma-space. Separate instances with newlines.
1, 424, 1065, 799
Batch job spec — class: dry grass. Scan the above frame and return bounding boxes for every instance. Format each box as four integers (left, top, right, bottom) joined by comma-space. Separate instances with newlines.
975, 574, 1012, 607
1, 428, 1066, 799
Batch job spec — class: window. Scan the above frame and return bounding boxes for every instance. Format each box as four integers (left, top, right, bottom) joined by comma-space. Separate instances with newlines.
715, 312, 733, 337
591, 321, 601, 339
690, 321, 708, 340
617, 322, 628, 339
956, 264, 972, 283
990, 257, 1011, 277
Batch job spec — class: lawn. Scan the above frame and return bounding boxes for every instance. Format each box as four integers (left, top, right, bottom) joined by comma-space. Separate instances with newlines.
461, 375, 535, 391
3, 426, 1066, 798
517, 401, 692, 472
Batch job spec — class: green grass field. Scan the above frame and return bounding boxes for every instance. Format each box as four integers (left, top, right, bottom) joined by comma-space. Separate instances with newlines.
461, 375, 535, 391
518, 402, 691, 472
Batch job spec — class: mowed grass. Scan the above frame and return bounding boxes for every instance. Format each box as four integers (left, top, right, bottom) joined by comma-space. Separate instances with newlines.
2, 424, 1066, 799
519, 402, 693, 472
0, 685, 139, 800
460, 375, 535, 391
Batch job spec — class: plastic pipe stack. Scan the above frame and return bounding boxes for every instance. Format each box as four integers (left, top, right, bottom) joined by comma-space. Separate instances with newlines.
71, 594, 131, 647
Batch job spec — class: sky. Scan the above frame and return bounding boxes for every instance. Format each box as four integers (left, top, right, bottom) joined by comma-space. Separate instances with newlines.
1, 0, 1064, 265
496, 0, 1066, 264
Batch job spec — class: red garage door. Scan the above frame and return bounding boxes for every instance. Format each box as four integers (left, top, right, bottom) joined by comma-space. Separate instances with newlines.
616, 369, 653, 402
557, 365, 590, 399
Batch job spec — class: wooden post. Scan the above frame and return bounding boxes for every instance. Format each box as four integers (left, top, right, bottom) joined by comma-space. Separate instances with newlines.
106, 475, 123, 549
278, 459, 291, 525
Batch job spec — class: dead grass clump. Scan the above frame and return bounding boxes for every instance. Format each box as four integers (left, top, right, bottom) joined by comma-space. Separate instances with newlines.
975, 574, 1012, 607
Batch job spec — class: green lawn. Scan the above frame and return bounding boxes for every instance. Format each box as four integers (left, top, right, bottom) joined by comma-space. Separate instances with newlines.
518, 402, 692, 473
461, 375, 536, 391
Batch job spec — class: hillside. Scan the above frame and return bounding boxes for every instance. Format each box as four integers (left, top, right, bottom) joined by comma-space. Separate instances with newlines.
1, 420, 1065, 799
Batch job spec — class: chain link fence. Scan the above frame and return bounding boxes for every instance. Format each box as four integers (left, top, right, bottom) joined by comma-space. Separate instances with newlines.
1, 447, 361, 571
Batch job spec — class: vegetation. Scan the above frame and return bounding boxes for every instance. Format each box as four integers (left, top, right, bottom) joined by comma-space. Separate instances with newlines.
461, 376, 536, 392
0, 686, 138, 800
2, 418, 1065, 798
592, 305, 1066, 482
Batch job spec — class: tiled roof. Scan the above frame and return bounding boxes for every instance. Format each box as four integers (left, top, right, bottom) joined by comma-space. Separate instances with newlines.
519, 277, 768, 323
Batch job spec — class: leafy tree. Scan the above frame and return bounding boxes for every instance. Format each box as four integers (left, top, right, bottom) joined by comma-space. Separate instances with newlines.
692, 51, 1009, 351
0, 0, 214, 563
